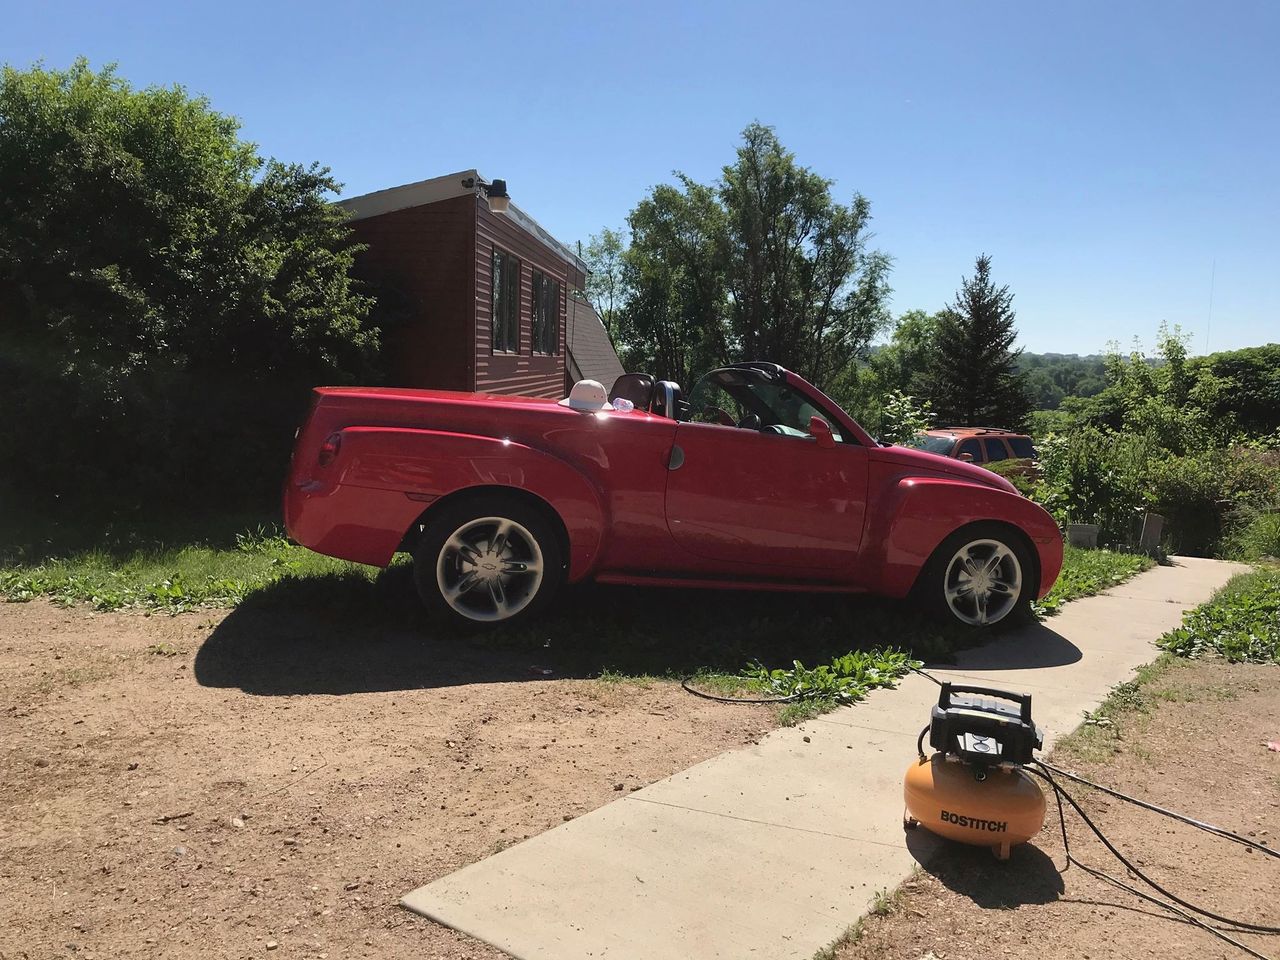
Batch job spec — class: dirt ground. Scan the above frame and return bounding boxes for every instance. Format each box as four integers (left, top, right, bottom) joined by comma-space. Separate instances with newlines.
0, 599, 774, 960
836, 658, 1280, 960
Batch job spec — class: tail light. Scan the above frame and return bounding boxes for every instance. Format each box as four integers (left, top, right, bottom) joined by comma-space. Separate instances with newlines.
318, 432, 342, 467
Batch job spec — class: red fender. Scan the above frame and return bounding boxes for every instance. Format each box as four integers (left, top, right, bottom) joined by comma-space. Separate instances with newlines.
284, 427, 606, 577
858, 477, 1063, 599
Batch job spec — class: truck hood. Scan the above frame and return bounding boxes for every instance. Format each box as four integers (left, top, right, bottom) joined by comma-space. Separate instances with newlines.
870, 444, 1019, 495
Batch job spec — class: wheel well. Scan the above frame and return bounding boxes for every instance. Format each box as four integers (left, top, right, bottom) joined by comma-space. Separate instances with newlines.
396, 486, 571, 566
912, 519, 1041, 597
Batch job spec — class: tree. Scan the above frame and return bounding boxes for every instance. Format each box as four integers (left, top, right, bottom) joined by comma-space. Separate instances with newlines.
925, 254, 1031, 428
0, 60, 377, 511
612, 123, 892, 392
582, 228, 626, 343
835, 309, 940, 431
718, 123, 892, 388
620, 177, 727, 386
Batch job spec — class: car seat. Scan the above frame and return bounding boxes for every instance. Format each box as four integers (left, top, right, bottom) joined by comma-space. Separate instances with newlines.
609, 373, 655, 410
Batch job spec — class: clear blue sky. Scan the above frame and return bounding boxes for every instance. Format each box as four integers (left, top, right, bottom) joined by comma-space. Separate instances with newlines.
5, 0, 1277, 354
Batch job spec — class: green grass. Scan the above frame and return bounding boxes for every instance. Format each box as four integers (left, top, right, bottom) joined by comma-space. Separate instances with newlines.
0, 524, 373, 612
1157, 566, 1280, 663
1034, 544, 1154, 615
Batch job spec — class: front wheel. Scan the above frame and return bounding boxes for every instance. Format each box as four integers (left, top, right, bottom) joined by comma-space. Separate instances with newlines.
920, 523, 1034, 628
413, 497, 564, 628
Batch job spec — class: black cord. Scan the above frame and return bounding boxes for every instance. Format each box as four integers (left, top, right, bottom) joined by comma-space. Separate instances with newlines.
1030, 764, 1273, 960
679, 678, 806, 705
1076, 858, 1271, 960
917, 724, 930, 760
1038, 759, 1278, 860
912, 666, 946, 686
1028, 762, 1280, 947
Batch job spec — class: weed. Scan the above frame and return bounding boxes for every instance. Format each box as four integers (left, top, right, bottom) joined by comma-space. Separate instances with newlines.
596, 668, 660, 687
868, 886, 900, 916
1056, 656, 1181, 763
811, 922, 863, 960
1158, 567, 1280, 663
36, 659, 117, 695
745, 649, 919, 705
718, 649, 922, 723
810, 886, 905, 958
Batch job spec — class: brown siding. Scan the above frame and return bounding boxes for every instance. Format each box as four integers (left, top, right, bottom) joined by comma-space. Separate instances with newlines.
475, 200, 567, 399
347, 195, 475, 391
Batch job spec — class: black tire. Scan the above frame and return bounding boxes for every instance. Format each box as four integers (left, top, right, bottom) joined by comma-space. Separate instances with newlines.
412, 495, 565, 629
916, 522, 1035, 629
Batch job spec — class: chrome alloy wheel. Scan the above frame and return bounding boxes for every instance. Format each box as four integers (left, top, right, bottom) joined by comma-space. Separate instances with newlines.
435, 516, 544, 622
942, 538, 1023, 626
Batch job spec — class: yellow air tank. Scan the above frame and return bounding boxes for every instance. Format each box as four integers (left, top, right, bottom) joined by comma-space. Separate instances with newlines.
904, 754, 1046, 860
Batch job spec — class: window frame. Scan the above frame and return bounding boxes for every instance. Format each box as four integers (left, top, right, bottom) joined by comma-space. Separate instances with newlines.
956, 438, 983, 461
530, 269, 561, 356
491, 247, 521, 355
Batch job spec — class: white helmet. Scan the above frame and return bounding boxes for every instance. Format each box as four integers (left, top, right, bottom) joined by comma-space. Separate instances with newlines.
557, 379, 612, 412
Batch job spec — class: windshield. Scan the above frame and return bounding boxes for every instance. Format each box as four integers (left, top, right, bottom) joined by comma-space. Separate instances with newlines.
914, 435, 955, 454
686, 369, 844, 442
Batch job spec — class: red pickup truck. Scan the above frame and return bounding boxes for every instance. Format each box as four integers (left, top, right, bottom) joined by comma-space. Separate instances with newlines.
284, 363, 1062, 629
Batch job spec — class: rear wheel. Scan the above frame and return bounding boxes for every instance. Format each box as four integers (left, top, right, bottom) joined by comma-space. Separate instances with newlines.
920, 523, 1034, 628
413, 497, 564, 628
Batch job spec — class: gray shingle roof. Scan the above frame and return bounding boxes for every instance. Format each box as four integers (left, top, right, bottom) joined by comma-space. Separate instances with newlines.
566, 297, 625, 388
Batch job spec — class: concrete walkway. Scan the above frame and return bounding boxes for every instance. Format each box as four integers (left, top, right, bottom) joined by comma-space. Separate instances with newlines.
402, 557, 1247, 960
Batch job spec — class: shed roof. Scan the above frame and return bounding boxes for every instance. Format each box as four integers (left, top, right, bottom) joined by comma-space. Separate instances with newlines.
337, 169, 589, 274
566, 296, 625, 389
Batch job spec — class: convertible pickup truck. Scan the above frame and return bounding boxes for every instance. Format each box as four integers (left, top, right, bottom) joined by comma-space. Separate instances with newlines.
284, 363, 1062, 628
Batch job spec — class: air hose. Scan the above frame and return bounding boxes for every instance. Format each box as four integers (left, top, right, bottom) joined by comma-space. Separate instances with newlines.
679, 678, 807, 704
1027, 761, 1279, 960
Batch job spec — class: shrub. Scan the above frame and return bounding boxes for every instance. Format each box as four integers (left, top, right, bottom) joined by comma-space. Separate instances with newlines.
1028, 408, 1074, 439
1037, 428, 1154, 545
1221, 507, 1280, 562
0, 60, 377, 514
1146, 448, 1280, 556
983, 458, 1039, 497
880, 391, 933, 446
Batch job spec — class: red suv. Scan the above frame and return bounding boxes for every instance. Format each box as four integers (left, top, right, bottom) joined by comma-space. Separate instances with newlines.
917, 427, 1038, 466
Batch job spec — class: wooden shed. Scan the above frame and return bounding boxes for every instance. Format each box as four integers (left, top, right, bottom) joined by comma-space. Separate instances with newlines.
339, 170, 619, 400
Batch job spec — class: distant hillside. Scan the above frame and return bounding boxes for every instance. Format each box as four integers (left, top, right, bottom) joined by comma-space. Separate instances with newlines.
1016, 352, 1108, 409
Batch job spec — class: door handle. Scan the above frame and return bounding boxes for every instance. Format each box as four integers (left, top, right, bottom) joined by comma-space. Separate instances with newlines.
667, 444, 685, 471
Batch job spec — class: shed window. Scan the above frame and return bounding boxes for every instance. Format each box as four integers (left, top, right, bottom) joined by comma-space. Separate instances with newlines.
491, 249, 520, 353
531, 271, 560, 355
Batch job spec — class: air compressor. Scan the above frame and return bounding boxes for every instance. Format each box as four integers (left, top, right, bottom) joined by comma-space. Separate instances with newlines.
903, 681, 1047, 860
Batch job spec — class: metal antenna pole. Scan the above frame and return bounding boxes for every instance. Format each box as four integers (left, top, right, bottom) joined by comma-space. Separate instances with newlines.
1204, 258, 1216, 354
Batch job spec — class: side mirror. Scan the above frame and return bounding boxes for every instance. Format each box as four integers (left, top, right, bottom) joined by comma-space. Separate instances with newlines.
958, 452, 975, 462
810, 416, 836, 449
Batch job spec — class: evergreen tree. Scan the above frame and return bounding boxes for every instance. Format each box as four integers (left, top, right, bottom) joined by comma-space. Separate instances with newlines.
926, 255, 1031, 428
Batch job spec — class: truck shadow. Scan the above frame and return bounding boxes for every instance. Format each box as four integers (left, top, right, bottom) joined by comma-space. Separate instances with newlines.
193, 570, 1084, 696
